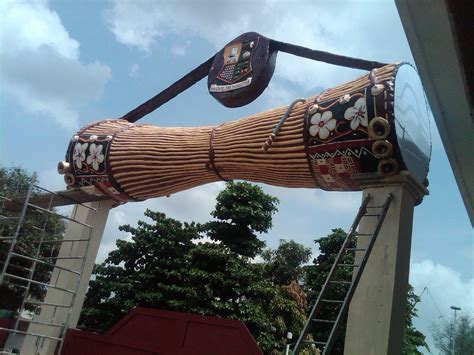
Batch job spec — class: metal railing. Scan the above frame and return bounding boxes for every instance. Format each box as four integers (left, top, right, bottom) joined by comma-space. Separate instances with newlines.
0, 174, 99, 353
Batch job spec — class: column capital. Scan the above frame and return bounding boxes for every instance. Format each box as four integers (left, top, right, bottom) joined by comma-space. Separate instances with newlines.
352, 171, 429, 204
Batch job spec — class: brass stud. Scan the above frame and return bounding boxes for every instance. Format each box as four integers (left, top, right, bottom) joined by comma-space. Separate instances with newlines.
308, 104, 319, 114
339, 94, 350, 105
368, 117, 391, 140
378, 158, 399, 176
372, 140, 393, 159
371, 84, 384, 96
57, 161, 71, 175
64, 173, 76, 186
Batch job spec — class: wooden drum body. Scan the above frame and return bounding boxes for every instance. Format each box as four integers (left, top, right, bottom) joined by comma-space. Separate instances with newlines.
59, 63, 430, 203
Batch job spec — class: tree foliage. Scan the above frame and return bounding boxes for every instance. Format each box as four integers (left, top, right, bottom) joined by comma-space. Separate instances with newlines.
84, 210, 199, 325
0, 166, 65, 312
304, 228, 429, 355
262, 239, 312, 288
402, 285, 430, 354
431, 313, 474, 355
262, 239, 312, 344
304, 228, 354, 354
202, 181, 279, 258
80, 182, 305, 353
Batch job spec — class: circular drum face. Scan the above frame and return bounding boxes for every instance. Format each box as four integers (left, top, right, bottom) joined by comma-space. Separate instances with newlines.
394, 64, 431, 183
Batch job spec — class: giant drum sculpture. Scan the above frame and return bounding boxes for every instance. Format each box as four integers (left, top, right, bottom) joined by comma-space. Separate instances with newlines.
58, 63, 430, 203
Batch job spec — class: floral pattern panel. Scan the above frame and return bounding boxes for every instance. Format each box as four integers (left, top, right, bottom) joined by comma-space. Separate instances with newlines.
309, 111, 337, 140
307, 90, 373, 147
305, 85, 390, 190
66, 133, 131, 202
68, 135, 110, 186
344, 97, 368, 131
86, 143, 105, 171
73, 143, 88, 169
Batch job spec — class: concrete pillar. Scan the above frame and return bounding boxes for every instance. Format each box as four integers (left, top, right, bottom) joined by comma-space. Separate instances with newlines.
344, 173, 427, 355
21, 199, 113, 354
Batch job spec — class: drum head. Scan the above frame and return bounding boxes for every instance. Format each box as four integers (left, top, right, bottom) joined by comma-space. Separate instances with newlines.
394, 64, 431, 183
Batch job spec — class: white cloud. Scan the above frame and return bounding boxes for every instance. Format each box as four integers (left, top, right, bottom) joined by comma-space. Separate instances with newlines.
263, 185, 361, 214
263, 81, 300, 109
410, 259, 474, 353
105, 0, 412, 90
128, 63, 140, 77
171, 40, 190, 56
0, 0, 111, 129
104, 0, 257, 53
104, 0, 164, 53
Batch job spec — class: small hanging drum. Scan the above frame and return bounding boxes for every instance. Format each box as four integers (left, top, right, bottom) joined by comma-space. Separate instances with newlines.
207, 32, 277, 108
59, 63, 431, 203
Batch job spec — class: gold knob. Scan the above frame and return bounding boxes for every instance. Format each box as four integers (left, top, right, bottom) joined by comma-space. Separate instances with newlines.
368, 117, 391, 140
57, 161, 71, 175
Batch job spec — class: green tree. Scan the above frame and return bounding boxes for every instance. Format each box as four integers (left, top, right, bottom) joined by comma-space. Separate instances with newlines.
261, 240, 313, 350
80, 182, 303, 353
186, 242, 302, 353
262, 239, 312, 285
304, 228, 354, 354
303, 228, 429, 354
402, 285, 430, 354
79, 209, 199, 330
431, 314, 474, 355
202, 181, 279, 258
0, 166, 65, 312
187, 183, 303, 351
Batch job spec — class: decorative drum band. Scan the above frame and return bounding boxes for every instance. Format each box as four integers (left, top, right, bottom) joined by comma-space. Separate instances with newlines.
304, 63, 397, 190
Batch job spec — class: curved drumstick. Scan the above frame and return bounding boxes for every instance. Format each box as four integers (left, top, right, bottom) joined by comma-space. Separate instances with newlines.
262, 99, 306, 152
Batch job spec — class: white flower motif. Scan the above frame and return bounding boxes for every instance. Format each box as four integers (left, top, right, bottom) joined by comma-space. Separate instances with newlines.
73, 143, 88, 169
86, 143, 105, 171
344, 97, 368, 130
309, 111, 336, 140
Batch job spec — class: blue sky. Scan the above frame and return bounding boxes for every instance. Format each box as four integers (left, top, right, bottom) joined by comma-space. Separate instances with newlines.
0, 0, 472, 352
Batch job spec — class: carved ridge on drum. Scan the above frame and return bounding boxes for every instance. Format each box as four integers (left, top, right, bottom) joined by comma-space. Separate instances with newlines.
126, 173, 217, 193
103, 121, 142, 202
77, 119, 124, 135
211, 101, 311, 186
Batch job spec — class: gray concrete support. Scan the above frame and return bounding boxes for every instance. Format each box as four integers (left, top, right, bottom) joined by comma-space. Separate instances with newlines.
344, 173, 427, 355
20, 200, 113, 354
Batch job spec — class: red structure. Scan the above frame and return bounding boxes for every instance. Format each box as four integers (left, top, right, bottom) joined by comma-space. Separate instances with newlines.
0, 312, 12, 348
61, 308, 263, 355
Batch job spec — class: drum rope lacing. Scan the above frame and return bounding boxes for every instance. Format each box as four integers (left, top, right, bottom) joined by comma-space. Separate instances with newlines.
207, 124, 229, 182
